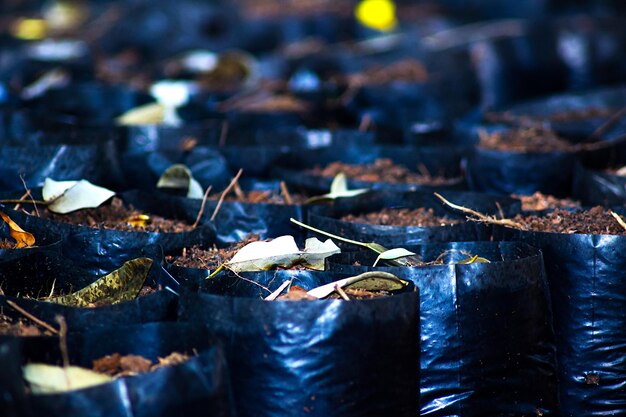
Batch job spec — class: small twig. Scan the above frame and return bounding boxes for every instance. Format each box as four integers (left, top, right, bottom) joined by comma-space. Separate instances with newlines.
264, 280, 292, 301
6, 300, 59, 335
280, 181, 293, 205
359, 114, 372, 132
610, 211, 626, 232
290, 218, 368, 248
335, 284, 351, 301
218, 121, 229, 147
233, 182, 245, 200
434, 193, 526, 230
56, 316, 70, 368
192, 185, 212, 228
20, 174, 39, 216
13, 191, 28, 212
0, 199, 48, 205
588, 106, 626, 142
210, 169, 243, 222
495, 201, 505, 220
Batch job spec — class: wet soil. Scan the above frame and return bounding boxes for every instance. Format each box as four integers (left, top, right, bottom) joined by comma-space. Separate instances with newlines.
479, 128, 573, 153
35, 197, 194, 233
167, 235, 260, 269
341, 207, 461, 227
309, 159, 459, 186
92, 352, 190, 377
513, 206, 626, 235
513, 192, 581, 212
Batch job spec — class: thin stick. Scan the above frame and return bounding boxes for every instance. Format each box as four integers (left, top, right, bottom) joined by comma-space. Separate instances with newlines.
210, 169, 243, 221
56, 316, 69, 368
192, 185, 212, 228
280, 181, 293, 205
588, 106, 626, 141
290, 217, 368, 248
13, 192, 28, 212
434, 193, 526, 230
264, 280, 292, 301
19, 174, 39, 216
6, 300, 59, 335
233, 182, 245, 200
610, 211, 626, 232
495, 201, 505, 220
359, 114, 372, 132
218, 121, 229, 147
1, 199, 47, 205
335, 284, 351, 301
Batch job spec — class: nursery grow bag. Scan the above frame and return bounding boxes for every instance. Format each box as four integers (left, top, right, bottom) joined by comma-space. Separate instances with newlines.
325, 240, 558, 417
178, 270, 420, 417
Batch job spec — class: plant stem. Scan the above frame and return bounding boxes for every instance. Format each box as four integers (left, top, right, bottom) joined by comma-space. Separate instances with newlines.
290, 217, 367, 248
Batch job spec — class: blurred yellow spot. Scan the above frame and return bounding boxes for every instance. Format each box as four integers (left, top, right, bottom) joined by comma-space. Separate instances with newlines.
12, 18, 47, 40
355, 0, 397, 32
124, 214, 151, 228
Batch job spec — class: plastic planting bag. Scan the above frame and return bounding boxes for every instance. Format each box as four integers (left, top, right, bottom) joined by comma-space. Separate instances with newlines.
178, 270, 420, 417
495, 224, 626, 416
0, 322, 235, 417
325, 240, 558, 416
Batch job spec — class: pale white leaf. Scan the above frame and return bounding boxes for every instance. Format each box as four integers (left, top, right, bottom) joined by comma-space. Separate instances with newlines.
115, 103, 165, 126
42, 178, 77, 202
23, 364, 113, 394
157, 164, 204, 199
306, 271, 405, 299
47, 180, 115, 214
227, 235, 340, 273
305, 188, 369, 204
373, 248, 416, 267
330, 173, 348, 194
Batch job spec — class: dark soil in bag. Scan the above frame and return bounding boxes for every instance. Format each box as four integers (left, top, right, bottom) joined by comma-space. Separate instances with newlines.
2, 190, 216, 275
177, 270, 420, 417
494, 208, 626, 416
325, 241, 558, 416
0, 322, 234, 417
273, 145, 466, 194
307, 190, 521, 247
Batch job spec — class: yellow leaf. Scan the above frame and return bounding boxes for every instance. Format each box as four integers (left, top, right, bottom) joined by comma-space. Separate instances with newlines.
355, 0, 397, 32
47, 258, 153, 307
115, 103, 165, 126
0, 210, 35, 248
124, 214, 151, 228
11, 18, 47, 40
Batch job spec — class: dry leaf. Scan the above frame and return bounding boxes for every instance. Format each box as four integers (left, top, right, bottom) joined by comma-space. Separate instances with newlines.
23, 364, 113, 394
0, 210, 35, 248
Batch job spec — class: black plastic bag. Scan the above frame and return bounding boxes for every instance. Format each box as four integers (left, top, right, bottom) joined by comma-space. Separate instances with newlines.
178, 270, 420, 417
465, 146, 578, 197
325, 241, 558, 417
494, 225, 626, 416
2, 190, 216, 275
1, 322, 235, 417
572, 162, 626, 206
307, 190, 521, 247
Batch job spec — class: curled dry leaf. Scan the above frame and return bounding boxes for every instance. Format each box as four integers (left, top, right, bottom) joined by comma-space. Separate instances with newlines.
23, 364, 113, 394
157, 164, 204, 199
307, 271, 407, 299
0, 211, 35, 248
227, 235, 340, 273
43, 178, 116, 214
305, 172, 369, 204
372, 248, 416, 267
47, 258, 153, 307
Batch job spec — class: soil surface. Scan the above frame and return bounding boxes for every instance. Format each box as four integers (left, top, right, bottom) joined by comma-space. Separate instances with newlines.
479, 128, 573, 153
310, 159, 459, 186
92, 352, 190, 377
167, 235, 260, 269
212, 188, 306, 205
513, 192, 580, 212
346, 59, 428, 85
240, 0, 351, 18
513, 206, 626, 235
547, 108, 616, 122
35, 197, 195, 233
341, 207, 461, 227
0, 314, 51, 337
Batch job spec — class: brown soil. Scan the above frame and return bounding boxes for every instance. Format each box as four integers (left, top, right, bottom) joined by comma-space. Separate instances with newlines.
345, 59, 429, 86
479, 128, 573, 153
309, 159, 459, 186
0, 314, 51, 337
513, 206, 626, 235
547, 108, 616, 122
0, 239, 20, 249
221, 94, 309, 113
211, 189, 306, 205
513, 192, 581, 212
92, 352, 191, 378
240, 0, 352, 19
167, 234, 261, 269
35, 197, 194, 233
341, 207, 461, 227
